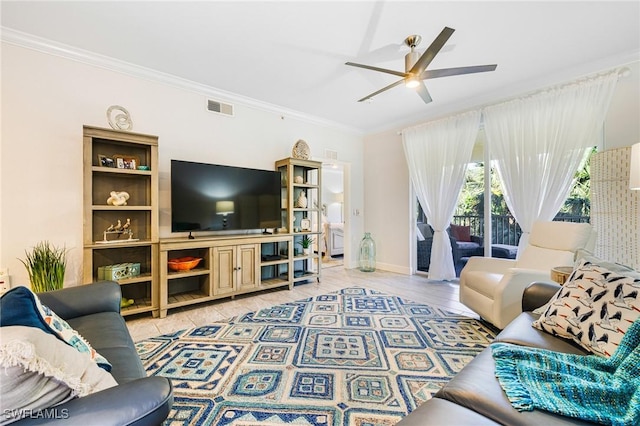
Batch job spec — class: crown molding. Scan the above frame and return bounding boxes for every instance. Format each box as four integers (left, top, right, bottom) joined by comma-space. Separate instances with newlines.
1, 27, 363, 136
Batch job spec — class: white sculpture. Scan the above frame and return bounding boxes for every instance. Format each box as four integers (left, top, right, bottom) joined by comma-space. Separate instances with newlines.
107, 191, 130, 206
295, 191, 308, 208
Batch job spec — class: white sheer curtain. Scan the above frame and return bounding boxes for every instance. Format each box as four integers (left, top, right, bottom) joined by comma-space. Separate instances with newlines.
403, 110, 481, 280
483, 70, 619, 254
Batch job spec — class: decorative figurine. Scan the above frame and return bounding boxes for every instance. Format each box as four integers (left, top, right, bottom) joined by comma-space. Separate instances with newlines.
295, 191, 308, 208
98, 218, 137, 244
107, 191, 130, 206
106, 105, 133, 131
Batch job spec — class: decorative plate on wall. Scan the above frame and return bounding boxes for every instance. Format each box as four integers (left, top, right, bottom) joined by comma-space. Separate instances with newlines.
292, 139, 310, 160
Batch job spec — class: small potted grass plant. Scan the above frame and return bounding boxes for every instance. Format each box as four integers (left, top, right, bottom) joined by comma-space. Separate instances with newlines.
297, 235, 315, 255
20, 241, 67, 292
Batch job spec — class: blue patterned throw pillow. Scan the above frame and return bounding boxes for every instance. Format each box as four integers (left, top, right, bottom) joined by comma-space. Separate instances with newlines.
0, 286, 112, 371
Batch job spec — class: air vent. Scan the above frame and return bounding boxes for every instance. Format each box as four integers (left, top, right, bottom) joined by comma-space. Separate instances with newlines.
324, 149, 338, 160
206, 99, 234, 117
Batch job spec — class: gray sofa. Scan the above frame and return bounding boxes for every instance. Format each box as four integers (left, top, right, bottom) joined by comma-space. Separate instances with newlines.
398, 281, 594, 425
21, 281, 173, 425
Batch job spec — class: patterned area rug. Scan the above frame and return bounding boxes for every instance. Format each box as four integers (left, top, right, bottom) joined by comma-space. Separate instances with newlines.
136, 287, 497, 425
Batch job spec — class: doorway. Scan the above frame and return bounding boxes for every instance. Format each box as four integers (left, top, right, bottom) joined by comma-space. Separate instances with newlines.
321, 162, 345, 269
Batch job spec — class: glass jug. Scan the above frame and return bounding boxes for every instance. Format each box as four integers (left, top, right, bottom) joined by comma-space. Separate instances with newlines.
359, 232, 376, 272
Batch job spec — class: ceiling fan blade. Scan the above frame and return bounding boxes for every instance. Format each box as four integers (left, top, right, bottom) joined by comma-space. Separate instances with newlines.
346, 62, 408, 78
409, 27, 455, 76
421, 64, 498, 79
357, 79, 406, 102
415, 81, 433, 104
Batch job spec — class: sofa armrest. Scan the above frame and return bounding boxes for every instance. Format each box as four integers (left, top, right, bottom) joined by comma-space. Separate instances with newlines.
17, 376, 173, 426
522, 281, 562, 312
36, 281, 121, 320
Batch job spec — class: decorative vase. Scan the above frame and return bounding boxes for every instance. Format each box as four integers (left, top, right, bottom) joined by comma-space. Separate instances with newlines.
359, 232, 376, 272
292, 139, 310, 160
295, 191, 308, 208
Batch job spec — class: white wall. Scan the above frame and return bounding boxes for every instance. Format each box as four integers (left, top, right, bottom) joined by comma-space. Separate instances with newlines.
1, 43, 364, 287
364, 61, 640, 274
363, 128, 411, 274
604, 62, 640, 149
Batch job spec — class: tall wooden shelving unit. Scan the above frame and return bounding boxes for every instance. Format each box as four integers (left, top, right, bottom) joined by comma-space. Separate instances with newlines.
82, 126, 159, 317
276, 157, 322, 284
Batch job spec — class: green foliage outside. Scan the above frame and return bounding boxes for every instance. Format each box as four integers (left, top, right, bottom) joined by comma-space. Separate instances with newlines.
456, 148, 595, 218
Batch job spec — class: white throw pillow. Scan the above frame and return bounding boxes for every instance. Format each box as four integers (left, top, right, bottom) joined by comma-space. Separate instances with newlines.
0, 326, 117, 425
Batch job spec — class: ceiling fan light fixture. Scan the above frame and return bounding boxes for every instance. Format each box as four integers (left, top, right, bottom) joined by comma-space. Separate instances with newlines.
405, 76, 420, 88
346, 27, 497, 105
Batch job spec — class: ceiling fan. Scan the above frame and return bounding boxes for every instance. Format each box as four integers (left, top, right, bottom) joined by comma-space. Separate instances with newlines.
346, 27, 497, 104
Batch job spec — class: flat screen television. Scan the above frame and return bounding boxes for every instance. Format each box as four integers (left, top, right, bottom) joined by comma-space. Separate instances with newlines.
171, 160, 282, 234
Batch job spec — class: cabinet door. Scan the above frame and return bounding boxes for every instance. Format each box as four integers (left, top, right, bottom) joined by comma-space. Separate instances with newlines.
237, 244, 259, 291
213, 246, 235, 296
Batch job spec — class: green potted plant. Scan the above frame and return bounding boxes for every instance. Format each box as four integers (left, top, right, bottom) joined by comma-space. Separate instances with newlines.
20, 241, 67, 292
297, 235, 315, 255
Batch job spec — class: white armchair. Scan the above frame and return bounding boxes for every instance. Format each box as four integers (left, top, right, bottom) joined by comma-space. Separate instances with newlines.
459, 221, 596, 329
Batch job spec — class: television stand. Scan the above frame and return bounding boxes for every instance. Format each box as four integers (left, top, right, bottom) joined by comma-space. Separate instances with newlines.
188, 232, 195, 239
158, 234, 298, 318
262, 228, 273, 235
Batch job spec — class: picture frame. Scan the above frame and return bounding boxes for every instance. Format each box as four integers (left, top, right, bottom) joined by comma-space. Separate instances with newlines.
98, 154, 115, 168
300, 218, 311, 231
114, 155, 138, 170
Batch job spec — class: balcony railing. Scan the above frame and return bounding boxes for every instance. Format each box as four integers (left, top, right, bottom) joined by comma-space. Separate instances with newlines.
452, 214, 590, 246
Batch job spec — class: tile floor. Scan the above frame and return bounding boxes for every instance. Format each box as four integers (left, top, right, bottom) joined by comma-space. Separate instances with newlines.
125, 266, 477, 342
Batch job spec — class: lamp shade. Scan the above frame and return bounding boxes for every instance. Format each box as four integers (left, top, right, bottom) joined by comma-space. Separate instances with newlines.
332, 192, 344, 203
631, 143, 640, 190
216, 200, 235, 215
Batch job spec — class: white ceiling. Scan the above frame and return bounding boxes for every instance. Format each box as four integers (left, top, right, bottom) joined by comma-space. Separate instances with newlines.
2, 1, 639, 134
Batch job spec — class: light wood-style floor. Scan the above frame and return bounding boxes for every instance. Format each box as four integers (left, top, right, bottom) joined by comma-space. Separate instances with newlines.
126, 267, 478, 342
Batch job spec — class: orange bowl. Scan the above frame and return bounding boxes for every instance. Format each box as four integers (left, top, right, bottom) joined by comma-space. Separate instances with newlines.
168, 256, 202, 271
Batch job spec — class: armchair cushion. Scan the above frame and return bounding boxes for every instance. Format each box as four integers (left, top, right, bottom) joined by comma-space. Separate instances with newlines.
528, 221, 593, 251
517, 245, 575, 270
533, 259, 640, 358
456, 241, 479, 251
450, 224, 471, 242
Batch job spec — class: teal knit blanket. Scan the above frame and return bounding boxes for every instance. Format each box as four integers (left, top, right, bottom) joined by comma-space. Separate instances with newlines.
491, 318, 640, 426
